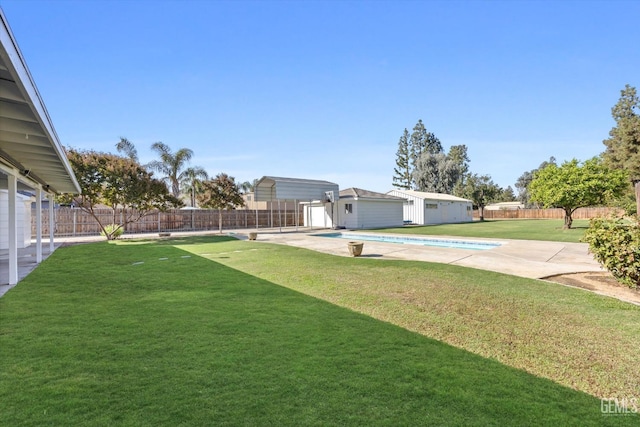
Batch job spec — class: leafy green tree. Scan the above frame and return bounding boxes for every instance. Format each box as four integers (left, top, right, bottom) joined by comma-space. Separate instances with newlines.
147, 142, 194, 198
602, 84, 640, 215
455, 173, 501, 221
529, 158, 629, 229
197, 173, 245, 233
515, 157, 556, 207
60, 148, 182, 240
392, 128, 411, 189
180, 167, 209, 208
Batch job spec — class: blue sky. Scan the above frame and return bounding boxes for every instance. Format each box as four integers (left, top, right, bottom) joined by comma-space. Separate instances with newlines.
2, 0, 639, 193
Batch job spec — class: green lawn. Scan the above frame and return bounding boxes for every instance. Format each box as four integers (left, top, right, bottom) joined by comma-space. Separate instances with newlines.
1, 236, 638, 425
376, 219, 590, 242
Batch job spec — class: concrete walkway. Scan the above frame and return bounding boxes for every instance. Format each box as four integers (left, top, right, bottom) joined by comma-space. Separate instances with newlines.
1, 227, 603, 297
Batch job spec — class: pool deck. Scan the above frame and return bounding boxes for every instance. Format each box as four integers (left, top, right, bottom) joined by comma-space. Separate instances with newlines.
1, 227, 603, 297
249, 229, 604, 280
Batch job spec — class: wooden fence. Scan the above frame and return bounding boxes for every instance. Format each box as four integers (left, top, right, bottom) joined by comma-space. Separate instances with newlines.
31, 208, 304, 237
473, 207, 624, 220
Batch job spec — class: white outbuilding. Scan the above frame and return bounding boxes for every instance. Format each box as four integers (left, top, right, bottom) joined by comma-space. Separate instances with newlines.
386, 189, 473, 225
303, 188, 405, 230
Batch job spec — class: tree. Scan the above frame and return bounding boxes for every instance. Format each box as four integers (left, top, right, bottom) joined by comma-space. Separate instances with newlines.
409, 119, 442, 170
180, 167, 209, 208
147, 142, 194, 198
59, 148, 182, 240
413, 152, 455, 193
497, 186, 517, 202
529, 158, 629, 229
602, 84, 640, 215
238, 179, 260, 194
447, 145, 470, 177
413, 145, 469, 194
115, 137, 138, 162
455, 173, 501, 221
392, 128, 411, 189
197, 173, 245, 233
515, 157, 556, 207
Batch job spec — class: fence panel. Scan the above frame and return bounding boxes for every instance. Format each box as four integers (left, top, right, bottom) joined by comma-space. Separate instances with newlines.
31, 208, 304, 237
473, 207, 623, 220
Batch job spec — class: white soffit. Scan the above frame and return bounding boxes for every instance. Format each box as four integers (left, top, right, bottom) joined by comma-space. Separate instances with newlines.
0, 9, 80, 194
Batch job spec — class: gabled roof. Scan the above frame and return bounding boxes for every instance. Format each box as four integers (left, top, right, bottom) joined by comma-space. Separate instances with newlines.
388, 189, 471, 203
340, 187, 405, 201
0, 9, 80, 194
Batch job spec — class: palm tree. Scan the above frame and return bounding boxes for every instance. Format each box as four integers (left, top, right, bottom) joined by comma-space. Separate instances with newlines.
238, 181, 252, 194
115, 137, 139, 162
180, 167, 209, 208
147, 142, 194, 198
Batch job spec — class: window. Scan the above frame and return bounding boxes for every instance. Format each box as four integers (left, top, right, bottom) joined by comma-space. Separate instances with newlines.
404, 200, 414, 206
425, 203, 438, 209
466, 206, 471, 211
345, 203, 353, 214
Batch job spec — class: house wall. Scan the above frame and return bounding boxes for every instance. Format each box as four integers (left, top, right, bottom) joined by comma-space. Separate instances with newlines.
386, 190, 472, 225
485, 202, 525, 211
355, 200, 403, 229
434, 201, 473, 223
387, 190, 425, 224
0, 190, 31, 249
303, 203, 333, 228
335, 199, 403, 229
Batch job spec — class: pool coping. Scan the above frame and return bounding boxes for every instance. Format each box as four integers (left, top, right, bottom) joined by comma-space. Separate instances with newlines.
311, 231, 503, 250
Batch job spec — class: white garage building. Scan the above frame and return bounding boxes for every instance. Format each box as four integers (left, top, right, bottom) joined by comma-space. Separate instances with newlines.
303, 188, 405, 230
386, 189, 473, 225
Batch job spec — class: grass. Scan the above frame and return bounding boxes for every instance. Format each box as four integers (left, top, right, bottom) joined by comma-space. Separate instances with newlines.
376, 219, 591, 242
1, 236, 638, 425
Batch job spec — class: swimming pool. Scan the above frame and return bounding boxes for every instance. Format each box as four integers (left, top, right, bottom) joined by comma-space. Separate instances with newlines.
314, 232, 502, 251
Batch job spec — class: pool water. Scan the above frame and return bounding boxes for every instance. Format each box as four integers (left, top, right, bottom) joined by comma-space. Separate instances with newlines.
315, 232, 501, 251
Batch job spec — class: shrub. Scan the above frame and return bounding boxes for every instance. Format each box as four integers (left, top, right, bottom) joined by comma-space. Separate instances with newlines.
582, 217, 640, 289
100, 224, 124, 240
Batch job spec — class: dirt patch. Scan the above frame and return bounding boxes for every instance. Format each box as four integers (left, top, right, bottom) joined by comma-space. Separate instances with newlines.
545, 271, 640, 305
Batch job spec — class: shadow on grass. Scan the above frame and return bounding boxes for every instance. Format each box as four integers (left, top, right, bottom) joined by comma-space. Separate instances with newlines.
1, 237, 634, 426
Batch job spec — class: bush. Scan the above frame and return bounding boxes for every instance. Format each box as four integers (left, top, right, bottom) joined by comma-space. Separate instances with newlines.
100, 224, 124, 240
582, 217, 640, 289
